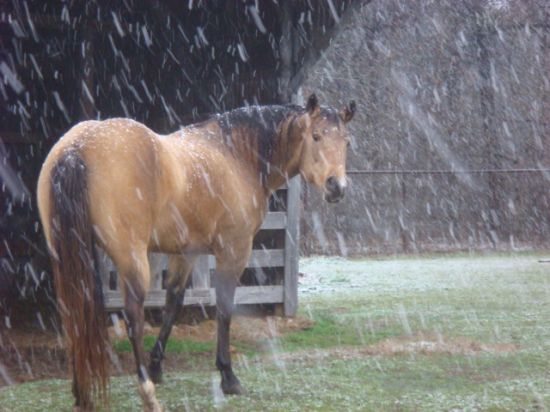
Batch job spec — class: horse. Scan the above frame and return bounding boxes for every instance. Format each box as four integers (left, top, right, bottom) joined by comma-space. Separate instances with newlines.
36, 93, 355, 411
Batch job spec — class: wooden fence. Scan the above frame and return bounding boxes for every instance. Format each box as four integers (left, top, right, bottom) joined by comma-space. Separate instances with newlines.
99, 177, 301, 316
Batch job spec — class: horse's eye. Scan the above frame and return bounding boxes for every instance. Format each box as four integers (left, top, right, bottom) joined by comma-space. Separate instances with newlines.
346, 140, 351, 148
313, 133, 321, 142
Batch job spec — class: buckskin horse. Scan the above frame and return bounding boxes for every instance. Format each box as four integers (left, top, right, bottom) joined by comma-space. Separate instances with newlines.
36, 94, 355, 411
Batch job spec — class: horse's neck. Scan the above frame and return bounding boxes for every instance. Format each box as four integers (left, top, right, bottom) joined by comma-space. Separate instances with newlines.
264, 149, 299, 193
264, 117, 302, 193
212, 106, 302, 195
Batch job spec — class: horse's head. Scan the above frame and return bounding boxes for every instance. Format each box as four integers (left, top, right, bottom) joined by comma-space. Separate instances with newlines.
297, 94, 356, 203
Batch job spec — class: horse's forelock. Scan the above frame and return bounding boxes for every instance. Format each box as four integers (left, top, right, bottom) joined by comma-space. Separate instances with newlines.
318, 107, 341, 126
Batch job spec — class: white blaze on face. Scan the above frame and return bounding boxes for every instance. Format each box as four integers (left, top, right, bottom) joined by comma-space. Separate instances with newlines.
332, 163, 347, 189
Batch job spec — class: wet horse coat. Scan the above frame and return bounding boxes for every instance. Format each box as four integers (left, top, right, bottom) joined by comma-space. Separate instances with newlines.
37, 94, 355, 411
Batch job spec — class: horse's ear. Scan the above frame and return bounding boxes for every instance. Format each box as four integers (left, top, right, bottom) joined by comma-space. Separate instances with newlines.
340, 100, 356, 123
306, 93, 320, 116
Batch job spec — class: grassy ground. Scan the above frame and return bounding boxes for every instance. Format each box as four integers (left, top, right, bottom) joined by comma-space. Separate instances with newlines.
1, 253, 549, 411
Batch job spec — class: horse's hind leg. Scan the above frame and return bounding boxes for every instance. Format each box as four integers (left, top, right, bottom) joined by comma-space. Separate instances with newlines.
149, 254, 197, 383
213, 240, 252, 395
115, 247, 162, 412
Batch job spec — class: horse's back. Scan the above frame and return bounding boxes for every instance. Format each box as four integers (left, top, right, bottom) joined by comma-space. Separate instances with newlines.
39, 117, 268, 261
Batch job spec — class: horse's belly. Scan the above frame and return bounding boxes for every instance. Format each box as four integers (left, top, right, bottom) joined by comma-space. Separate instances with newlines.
149, 214, 214, 255
148, 234, 210, 255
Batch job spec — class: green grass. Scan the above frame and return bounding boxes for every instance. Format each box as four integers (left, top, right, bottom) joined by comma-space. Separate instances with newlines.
113, 335, 215, 354
2, 253, 549, 411
278, 313, 402, 351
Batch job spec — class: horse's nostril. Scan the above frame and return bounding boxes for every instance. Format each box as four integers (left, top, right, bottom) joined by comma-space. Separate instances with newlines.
325, 176, 338, 191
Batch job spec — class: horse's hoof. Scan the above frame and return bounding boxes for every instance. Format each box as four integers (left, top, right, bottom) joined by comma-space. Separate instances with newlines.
221, 381, 245, 395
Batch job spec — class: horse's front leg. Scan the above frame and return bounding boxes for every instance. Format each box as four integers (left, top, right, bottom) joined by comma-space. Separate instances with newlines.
149, 254, 197, 383
213, 241, 252, 395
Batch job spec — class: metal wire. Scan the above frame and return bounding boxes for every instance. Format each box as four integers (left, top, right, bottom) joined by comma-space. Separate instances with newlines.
346, 168, 550, 175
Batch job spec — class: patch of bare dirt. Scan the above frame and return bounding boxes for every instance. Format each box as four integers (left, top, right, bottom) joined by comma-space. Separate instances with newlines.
1, 315, 314, 386
0, 329, 66, 385
366, 335, 519, 356
104, 315, 314, 343
270, 334, 520, 363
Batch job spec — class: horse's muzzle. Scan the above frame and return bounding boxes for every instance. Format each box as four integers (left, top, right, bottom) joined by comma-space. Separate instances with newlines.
324, 176, 345, 203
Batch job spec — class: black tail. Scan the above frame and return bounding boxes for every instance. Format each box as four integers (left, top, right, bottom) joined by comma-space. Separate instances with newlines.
49, 150, 109, 408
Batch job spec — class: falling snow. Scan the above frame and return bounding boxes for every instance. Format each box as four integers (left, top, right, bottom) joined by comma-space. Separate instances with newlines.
1, 1, 550, 411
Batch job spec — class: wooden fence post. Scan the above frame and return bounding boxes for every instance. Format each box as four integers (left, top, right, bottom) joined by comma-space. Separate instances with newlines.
284, 176, 301, 316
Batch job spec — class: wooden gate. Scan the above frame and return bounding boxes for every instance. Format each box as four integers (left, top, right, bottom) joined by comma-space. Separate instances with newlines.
99, 177, 300, 316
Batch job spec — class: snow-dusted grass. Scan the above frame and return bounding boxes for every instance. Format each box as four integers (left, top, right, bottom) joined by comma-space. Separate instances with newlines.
300, 252, 548, 297
1, 253, 549, 411
299, 253, 550, 347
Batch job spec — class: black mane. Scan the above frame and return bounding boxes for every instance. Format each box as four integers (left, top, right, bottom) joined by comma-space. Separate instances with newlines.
215, 104, 304, 181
